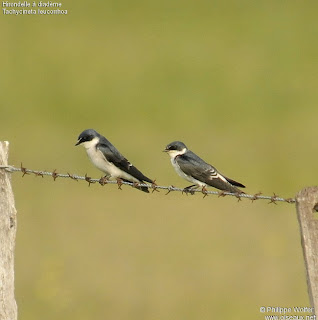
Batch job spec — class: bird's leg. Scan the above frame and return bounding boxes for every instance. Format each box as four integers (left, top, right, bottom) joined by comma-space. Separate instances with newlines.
182, 185, 198, 195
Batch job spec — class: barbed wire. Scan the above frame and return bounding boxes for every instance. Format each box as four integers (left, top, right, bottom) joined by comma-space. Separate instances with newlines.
0, 164, 296, 204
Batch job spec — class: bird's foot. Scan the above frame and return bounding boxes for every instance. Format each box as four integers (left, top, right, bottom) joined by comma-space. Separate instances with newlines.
99, 176, 108, 186
132, 181, 141, 189
218, 191, 227, 197
182, 185, 197, 195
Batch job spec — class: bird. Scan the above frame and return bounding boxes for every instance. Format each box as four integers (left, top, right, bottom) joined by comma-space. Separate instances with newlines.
75, 129, 153, 192
163, 141, 245, 193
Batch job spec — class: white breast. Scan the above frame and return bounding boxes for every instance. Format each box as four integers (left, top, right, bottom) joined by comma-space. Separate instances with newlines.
171, 157, 206, 187
82, 138, 139, 182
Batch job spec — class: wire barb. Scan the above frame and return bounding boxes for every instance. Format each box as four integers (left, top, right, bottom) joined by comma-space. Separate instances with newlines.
268, 193, 279, 205
52, 169, 59, 181
165, 185, 175, 195
116, 178, 123, 190
151, 180, 159, 193
251, 192, 262, 203
84, 174, 95, 186
201, 186, 208, 198
20, 163, 29, 177
235, 192, 242, 202
0, 164, 296, 204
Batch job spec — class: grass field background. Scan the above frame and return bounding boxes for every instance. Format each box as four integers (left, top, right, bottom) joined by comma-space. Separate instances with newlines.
1, 1, 318, 319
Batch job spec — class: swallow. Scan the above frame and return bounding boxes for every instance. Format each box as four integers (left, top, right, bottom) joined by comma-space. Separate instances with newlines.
76, 129, 153, 192
164, 141, 245, 193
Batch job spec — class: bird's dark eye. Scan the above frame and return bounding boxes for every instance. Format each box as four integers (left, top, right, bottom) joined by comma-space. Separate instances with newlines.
81, 135, 91, 142
167, 145, 176, 150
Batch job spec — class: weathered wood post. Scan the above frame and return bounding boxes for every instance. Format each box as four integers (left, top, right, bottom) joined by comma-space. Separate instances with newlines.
0, 141, 18, 320
296, 187, 318, 316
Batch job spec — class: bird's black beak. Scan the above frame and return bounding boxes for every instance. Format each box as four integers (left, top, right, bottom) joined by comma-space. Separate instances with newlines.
75, 139, 82, 146
163, 149, 168, 152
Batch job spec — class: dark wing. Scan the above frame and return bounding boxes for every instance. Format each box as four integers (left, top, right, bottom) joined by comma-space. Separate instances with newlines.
223, 176, 245, 188
97, 137, 153, 183
176, 151, 217, 182
177, 151, 245, 193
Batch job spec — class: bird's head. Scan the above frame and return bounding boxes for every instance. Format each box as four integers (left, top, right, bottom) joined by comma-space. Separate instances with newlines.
75, 129, 100, 148
163, 141, 188, 158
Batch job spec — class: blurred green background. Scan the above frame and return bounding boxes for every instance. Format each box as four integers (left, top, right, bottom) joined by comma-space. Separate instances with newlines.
1, 1, 318, 319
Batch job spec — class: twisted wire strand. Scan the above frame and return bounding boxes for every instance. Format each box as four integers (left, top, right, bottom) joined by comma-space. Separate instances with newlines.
0, 164, 296, 204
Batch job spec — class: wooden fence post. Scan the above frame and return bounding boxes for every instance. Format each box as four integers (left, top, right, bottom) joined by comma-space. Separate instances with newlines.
296, 186, 318, 316
0, 141, 18, 320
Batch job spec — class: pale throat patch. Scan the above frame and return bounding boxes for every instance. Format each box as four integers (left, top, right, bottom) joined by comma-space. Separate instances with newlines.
80, 137, 100, 150
166, 147, 187, 159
